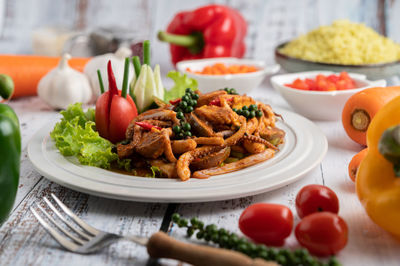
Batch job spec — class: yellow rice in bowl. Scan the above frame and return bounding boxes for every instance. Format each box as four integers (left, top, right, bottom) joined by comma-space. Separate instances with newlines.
279, 20, 400, 65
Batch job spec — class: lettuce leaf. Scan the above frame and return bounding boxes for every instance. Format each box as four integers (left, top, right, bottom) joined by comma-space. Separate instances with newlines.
164, 71, 198, 102
50, 103, 125, 169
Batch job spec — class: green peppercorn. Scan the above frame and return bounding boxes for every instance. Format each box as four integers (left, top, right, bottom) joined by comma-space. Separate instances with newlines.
243, 110, 250, 118
179, 101, 188, 108
174, 107, 182, 113
249, 110, 256, 118
182, 123, 191, 131
187, 227, 194, 237
172, 213, 180, 223
184, 131, 192, 137
267, 249, 277, 259
230, 88, 238, 95
204, 232, 212, 242
242, 105, 248, 111
211, 232, 219, 243
205, 224, 218, 233
258, 250, 269, 260
276, 255, 287, 265
172, 125, 181, 133
197, 221, 204, 230
182, 95, 189, 102
232, 108, 238, 113
177, 132, 185, 139
218, 228, 227, 236
186, 88, 192, 93
237, 109, 243, 115
192, 93, 199, 100
178, 218, 188, 227
219, 235, 229, 248
237, 243, 248, 253
196, 230, 204, 239
190, 217, 198, 226
256, 110, 263, 117
190, 99, 197, 106
328, 257, 341, 266
176, 111, 184, 119
249, 104, 257, 111
186, 106, 194, 113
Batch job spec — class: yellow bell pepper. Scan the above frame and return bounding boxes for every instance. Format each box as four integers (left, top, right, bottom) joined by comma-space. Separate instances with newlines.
356, 95, 400, 238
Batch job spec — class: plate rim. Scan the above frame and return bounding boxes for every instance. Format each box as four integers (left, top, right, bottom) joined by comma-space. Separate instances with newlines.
27, 107, 328, 203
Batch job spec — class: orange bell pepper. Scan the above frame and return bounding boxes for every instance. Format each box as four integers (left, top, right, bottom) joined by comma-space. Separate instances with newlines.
356, 95, 400, 238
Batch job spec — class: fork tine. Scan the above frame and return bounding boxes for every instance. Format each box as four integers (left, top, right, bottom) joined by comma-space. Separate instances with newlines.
36, 204, 86, 245
30, 206, 79, 252
51, 193, 99, 236
44, 197, 91, 241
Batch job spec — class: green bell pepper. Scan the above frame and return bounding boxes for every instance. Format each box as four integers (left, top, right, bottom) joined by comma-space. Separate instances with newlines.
0, 103, 21, 224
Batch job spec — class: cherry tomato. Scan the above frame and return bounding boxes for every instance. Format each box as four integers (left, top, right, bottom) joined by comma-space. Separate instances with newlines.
295, 212, 348, 256
95, 90, 137, 143
239, 203, 293, 246
296, 184, 339, 218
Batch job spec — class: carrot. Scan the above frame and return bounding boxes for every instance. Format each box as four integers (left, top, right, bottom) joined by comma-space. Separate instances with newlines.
342, 86, 400, 146
348, 148, 368, 182
186, 62, 259, 75
0, 55, 90, 98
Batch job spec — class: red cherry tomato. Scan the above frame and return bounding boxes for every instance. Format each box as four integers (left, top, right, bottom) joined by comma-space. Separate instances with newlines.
95, 61, 138, 143
239, 203, 293, 246
295, 184, 339, 218
295, 212, 348, 256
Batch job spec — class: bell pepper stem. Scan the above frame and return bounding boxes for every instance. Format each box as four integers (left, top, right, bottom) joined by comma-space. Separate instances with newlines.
379, 125, 400, 177
158, 31, 204, 54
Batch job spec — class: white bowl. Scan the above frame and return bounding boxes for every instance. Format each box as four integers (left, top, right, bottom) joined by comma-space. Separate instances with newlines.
177, 57, 280, 94
271, 71, 387, 121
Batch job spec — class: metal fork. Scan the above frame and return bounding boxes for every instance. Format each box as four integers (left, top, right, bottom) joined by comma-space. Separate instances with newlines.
30, 194, 275, 266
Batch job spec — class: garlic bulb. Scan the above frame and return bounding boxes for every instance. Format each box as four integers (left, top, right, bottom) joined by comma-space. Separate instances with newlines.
84, 47, 134, 98
38, 53, 92, 109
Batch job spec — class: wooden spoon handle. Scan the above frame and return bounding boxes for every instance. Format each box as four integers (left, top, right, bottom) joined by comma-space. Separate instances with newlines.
147, 231, 277, 266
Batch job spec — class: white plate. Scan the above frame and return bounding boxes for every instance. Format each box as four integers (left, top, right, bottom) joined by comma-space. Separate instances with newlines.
27, 108, 327, 203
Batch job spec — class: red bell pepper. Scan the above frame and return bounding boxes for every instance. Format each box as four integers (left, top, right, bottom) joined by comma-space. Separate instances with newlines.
158, 4, 247, 65
95, 61, 138, 143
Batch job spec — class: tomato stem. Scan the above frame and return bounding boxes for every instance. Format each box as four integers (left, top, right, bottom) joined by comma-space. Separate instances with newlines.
121, 57, 130, 99
97, 70, 105, 94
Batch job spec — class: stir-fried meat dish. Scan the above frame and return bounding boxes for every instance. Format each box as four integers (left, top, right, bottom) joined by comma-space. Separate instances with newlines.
117, 89, 285, 181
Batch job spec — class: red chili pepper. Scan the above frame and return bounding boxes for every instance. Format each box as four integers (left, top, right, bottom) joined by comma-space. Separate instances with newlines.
95, 61, 138, 143
209, 97, 233, 106
158, 5, 247, 65
135, 121, 162, 131
169, 98, 181, 105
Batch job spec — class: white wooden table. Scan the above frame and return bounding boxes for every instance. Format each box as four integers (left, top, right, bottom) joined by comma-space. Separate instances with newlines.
1, 77, 400, 265
2, 0, 400, 265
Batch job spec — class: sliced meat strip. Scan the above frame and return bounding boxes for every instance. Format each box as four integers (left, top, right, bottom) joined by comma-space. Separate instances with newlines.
192, 149, 275, 179
171, 139, 197, 154
194, 137, 224, 146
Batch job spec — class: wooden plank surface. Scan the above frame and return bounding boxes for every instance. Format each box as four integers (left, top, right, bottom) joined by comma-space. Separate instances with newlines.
1, 0, 400, 265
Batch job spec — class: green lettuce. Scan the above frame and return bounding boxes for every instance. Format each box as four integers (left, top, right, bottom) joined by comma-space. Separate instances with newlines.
50, 103, 127, 170
164, 71, 198, 102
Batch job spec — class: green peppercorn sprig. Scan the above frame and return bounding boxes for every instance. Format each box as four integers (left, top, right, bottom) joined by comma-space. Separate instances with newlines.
171, 213, 340, 266
232, 104, 263, 120
174, 88, 199, 114
173, 88, 198, 139
221, 87, 239, 95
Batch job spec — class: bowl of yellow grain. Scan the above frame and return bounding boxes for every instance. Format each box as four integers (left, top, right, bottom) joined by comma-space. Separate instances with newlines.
275, 20, 400, 80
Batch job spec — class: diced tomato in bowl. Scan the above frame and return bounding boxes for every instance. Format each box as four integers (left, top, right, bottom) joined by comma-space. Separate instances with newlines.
285, 72, 356, 91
